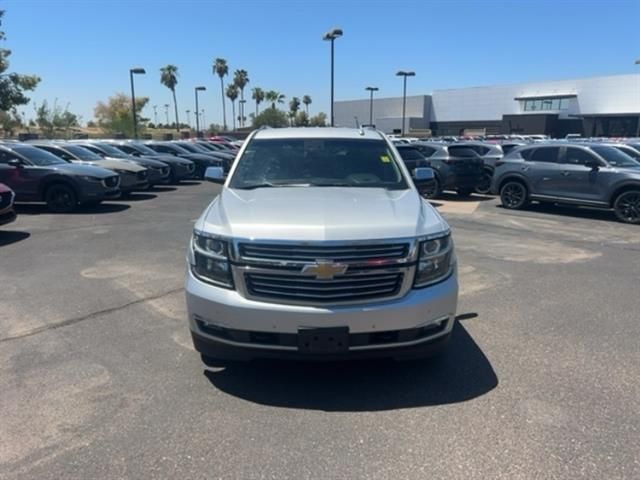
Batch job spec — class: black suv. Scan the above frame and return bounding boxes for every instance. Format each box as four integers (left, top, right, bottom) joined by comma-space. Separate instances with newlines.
0, 143, 120, 212
492, 143, 640, 224
411, 143, 485, 198
106, 141, 195, 183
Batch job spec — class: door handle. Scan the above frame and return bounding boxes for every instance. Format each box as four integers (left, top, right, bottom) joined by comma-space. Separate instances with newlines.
561, 171, 571, 176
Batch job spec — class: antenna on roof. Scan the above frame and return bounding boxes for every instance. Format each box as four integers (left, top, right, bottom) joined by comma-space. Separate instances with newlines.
354, 116, 365, 135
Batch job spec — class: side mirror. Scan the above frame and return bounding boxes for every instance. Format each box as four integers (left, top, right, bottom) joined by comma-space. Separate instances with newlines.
413, 167, 435, 183
204, 166, 225, 184
584, 159, 600, 170
8, 158, 23, 168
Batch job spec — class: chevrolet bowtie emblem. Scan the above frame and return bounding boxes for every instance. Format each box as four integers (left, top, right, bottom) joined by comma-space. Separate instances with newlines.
302, 260, 348, 280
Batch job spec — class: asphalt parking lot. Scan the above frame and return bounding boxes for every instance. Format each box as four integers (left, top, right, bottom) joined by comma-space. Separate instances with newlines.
1, 183, 639, 480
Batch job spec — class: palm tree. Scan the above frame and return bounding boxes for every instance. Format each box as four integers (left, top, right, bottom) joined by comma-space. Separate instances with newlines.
251, 87, 265, 117
302, 95, 312, 115
226, 83, 239, 131
289, 97, 301, 126
233, 69, 249, 127
213, 58, 228, 130
265, 90, 286, 110
160, 65, 180, 132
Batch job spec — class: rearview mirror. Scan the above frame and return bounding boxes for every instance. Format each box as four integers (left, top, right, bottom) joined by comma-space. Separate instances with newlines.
204, 166, 225, 184
413, 167, 435, 183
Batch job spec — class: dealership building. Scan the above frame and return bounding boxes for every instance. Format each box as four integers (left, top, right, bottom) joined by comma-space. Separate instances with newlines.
334, 73, 640, 138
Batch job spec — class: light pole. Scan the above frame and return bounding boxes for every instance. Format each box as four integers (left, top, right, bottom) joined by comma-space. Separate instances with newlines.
152, 105, 158, 125
635, 59, 640, 136
185, 109, 191, 128
396, 70, 415, 136
164, 104, 170, 125
195, 86, 206, 137
365, 86, 379, 127
323, 27, 343, 127
201, 109, 206, 132
239, 99, 247, 128
129, 67, 146, 139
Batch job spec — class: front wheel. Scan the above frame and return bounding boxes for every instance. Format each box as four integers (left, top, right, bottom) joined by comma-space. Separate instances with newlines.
457, 188, 473, 198
500, 181, 529, 210
475, 170, 493, 194
45, 184, 78, 213
613, 190, 640, 224
422, 176, 442, 199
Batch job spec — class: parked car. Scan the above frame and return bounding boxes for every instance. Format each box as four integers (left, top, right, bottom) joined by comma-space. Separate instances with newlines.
186, 127, 456, 362
394, 145, 434, 196
144, 142, 224, 179
0, 143, 120, 212
105, 141, 195, 183
612, 143, 640, 162
0, 182, 17, 225
454, 141, 504, 194
498, 141, 528, 156
70, 141, 167, 187
171, 141, 234, 174
412, 143, 485, 197
30, 142, 149, 193
492, 143, 640, 224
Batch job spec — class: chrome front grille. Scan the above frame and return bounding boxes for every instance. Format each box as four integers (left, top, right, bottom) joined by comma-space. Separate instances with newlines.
245, 272, 404, 303
238, 242, 409, 263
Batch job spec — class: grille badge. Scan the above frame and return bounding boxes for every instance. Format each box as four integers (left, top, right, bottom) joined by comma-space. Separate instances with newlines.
301, 260, 348, 280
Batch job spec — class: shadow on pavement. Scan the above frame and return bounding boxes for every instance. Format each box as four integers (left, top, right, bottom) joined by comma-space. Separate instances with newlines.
178, 181, 202, 186
498, 203, 617, 223
15, 203, 130, 215
151, 186, 178, 193
203, 320, 497, 412
0, 230, 30, 247
437, 192, 495, 202
114, 193, 157, 202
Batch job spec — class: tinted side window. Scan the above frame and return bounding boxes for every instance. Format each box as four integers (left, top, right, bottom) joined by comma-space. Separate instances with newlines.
565, 147, 599, 166
39, 146, 72, 161
530, 147, 560, 163
447, 146, 479, 158
0, 150, 20, 164
398, 148, 424, 161
415, 145, 435, 157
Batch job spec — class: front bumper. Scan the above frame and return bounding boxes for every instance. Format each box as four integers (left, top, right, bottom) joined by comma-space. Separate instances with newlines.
78, 184, 121, 202
443, 172, 483, 190
185, 268, 458, 361
0, 207, 16, 226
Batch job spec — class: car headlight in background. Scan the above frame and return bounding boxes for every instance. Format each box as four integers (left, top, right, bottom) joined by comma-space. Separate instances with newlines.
190, 232, 234, 288
414, 234, 455, 288
79, 175, 103, 182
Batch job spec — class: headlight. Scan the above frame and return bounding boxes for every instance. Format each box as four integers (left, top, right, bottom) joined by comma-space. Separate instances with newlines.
79, 175, 102, 182
414, 234, 455, 288
190, 232, 233, 289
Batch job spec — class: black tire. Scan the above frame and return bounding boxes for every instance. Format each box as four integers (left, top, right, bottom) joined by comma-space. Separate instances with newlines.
194, 164, 206, 180
500, 180, 529, 210
457, 188, 473, 198
422, 176, 442, 199
45, 184, 77, 213
613, 190, 640, 224
475, 170, 494, 195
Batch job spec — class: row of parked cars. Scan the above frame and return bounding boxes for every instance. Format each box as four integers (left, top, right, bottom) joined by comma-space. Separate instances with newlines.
0, 137, 240, 222
393, 137, 640, 224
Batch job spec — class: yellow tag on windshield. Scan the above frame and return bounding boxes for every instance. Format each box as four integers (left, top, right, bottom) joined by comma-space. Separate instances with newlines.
380, 155, 391, 163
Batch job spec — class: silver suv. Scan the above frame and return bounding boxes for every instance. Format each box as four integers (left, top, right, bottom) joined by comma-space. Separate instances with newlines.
185, 128, 459, 362
492, 143, 640, 224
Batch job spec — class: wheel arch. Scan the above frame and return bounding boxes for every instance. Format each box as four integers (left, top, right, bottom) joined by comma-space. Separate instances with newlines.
39, 175, 79, 200
609, 182, 640, 207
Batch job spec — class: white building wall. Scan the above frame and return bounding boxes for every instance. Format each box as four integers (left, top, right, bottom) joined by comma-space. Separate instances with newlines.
334, 96, 431, 133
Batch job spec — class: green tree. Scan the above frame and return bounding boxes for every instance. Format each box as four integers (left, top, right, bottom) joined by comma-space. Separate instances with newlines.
160, 64, 180, 132
294, 110, 309, 127
225, 83, 239, 131
288, 97, 301, 125
0, 109, 22, 136
94, 93, 149, 137
302, 95, 312, 115
309, 112, 328, 127
0, 10, 40, 112
233, 69, 249, 127
34, 100, 80, 138
265, 90, 285, 110
213, 58, 228, 129
252, 108, 289, 128
251, 87, 264, 117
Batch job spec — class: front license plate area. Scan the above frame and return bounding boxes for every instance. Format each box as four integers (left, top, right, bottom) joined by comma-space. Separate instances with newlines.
298, 327, 349, 354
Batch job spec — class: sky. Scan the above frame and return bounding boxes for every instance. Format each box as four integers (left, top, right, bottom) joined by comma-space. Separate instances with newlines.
3, 0, 640, 127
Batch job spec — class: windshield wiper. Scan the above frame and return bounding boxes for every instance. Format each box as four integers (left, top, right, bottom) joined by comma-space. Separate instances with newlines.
236, 182, 310, 190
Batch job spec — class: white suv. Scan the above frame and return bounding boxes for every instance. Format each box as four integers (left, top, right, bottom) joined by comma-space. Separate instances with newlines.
185, 128, 458, 362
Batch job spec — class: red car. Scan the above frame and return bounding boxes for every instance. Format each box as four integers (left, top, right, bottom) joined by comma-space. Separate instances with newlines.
0, 182, 17, 226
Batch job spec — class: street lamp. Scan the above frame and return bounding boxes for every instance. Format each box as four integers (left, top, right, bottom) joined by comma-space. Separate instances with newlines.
323, 27, 343, 127
365, 86, 379, 127
396, 70, 415, 136
164, 104, 170, 125
129, 67, 146, 139
152, 105, 158, 125
635, 59, 640, 136
185, 109, 191, 128
195, 86, 206, 137
201, 109, 206, 132
239, 99, 247, 127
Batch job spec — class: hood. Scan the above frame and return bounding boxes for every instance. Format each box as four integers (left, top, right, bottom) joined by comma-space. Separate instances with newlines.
198, 187, 449, 242
616, 166, 640, 176
71, 159, 145, 172
111, 156, 167, 168
53, 163, 117, 178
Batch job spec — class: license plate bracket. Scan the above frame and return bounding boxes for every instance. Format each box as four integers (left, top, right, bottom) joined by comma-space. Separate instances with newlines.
298, 327, 349, 354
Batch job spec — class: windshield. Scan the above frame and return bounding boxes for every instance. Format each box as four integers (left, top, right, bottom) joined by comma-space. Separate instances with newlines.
157, 143, 189, 154
177, 143, 204, 153
126, 143, 158, 155
13, 146, 66, 166
229, 138, 408, 190
592, 146, 639, 168
614, 146, 640, 160
93, 143, 129, 159
63, 145, 104, 161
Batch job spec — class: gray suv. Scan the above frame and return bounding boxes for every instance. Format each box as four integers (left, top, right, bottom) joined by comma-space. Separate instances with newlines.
492, 143, 640, 224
